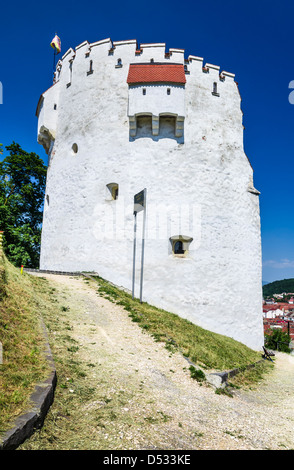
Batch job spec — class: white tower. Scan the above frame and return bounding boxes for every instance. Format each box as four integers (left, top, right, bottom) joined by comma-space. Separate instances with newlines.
36, 38, 264, 350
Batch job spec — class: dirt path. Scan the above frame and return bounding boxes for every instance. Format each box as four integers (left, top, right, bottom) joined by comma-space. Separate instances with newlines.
24, 273, 294, 450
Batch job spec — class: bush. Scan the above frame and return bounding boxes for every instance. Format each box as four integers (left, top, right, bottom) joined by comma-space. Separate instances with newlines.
265, 329, 291, 353
189, 365, 206, 382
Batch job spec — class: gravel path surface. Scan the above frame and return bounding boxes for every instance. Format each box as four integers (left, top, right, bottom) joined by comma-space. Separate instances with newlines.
29, 273, 294, 450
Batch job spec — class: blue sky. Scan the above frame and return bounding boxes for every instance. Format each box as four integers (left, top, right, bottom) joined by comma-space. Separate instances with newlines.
0, 0, 293, 283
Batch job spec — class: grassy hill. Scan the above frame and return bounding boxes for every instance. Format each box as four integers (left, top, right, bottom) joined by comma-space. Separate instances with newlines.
0, 252, 50, 432
263, 278, 294, 297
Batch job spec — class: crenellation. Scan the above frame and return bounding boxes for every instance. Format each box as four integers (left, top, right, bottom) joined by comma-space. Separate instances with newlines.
205, 63, 220, 70
52, 39, 237, 89
113, 39, 137, 46
220, 70, 235, 80
188, 55, 203, 62
167, 48, 185, 63
139, 43, 166, 62
62, 47, 75, 61
186, 56, 203, 75
75, 40, 89, 51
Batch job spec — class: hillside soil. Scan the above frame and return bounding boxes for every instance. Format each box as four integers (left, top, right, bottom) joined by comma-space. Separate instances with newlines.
21, 273, 294, 450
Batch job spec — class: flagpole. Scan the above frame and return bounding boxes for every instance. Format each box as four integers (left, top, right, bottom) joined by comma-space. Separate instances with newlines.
132, 210, 137, 300
53, 49, 56, 73
139, 188, 147, 304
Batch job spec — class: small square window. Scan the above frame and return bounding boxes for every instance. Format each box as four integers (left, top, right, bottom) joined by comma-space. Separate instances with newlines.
115, 58, 123, 68
170, 235, 193, 257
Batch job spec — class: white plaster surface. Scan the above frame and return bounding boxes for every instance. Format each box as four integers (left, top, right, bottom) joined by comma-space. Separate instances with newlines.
37, 39, 264, 351
128, 84, 185, 118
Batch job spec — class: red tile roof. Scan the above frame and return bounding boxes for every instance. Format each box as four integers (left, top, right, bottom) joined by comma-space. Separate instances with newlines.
127, 63, 186, 84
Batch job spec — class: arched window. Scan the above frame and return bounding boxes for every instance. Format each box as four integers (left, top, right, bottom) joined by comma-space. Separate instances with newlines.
106, 183, 119, 200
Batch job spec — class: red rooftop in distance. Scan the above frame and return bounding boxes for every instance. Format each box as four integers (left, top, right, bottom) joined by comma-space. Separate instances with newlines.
127, 63, 186, 84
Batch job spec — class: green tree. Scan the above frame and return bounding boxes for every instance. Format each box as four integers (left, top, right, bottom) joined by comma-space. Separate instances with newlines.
265, 328, 291, 353
0, 142, 47, 267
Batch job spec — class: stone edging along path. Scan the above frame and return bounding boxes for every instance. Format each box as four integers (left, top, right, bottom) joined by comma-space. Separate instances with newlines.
0, 320, 57, 450
0, 269, 85, 450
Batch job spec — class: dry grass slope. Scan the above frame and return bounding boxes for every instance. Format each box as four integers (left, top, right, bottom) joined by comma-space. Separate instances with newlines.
0, 254, 50, 432
93, 275, 262, 371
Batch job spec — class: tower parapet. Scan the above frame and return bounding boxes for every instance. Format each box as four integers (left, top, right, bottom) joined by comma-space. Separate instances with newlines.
37, 38, 240, 156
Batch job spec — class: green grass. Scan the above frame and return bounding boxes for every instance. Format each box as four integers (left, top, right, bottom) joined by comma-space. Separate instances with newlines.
0, 253, 50, 432
0, 253, 266, 445
91, 275, 262, 371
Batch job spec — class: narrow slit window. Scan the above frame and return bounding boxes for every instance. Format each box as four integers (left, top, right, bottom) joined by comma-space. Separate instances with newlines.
87, 60, 93, 75
212, 82, 220, 96
167, 88, 171, 95
143, 88, 146, 95
67, 60, 73, 87
115, 58, 122, 68
184, 64, 190, 74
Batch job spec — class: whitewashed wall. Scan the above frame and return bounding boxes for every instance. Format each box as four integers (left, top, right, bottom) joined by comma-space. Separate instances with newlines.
128, 84, 185, 117
37, 39, 264, 351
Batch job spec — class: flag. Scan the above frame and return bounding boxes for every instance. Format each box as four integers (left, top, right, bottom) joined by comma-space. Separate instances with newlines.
50, 35, 61, 54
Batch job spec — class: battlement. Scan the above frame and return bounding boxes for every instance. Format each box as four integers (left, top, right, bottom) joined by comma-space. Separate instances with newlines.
37, 37, 241, 154
53, 37, 236, 84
